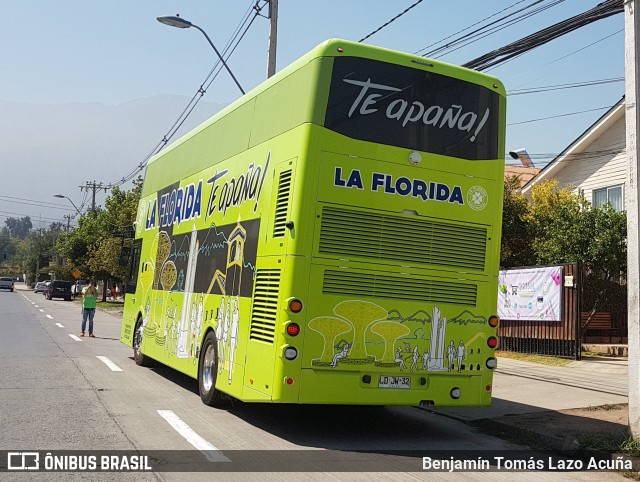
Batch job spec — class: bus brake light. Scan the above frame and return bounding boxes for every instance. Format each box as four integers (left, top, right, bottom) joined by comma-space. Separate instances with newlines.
286, 323, 300, 336
487, 337, 499, 349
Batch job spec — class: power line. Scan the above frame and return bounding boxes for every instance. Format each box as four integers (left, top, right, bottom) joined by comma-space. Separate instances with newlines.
463, 0, 624, 71
507, 77, 624, 95
358, 0, 424, 43
507, 105, 614, 126
109, 1, 269, 189
418, 0, 567, 59
414, 0, 530, 56
0, 195, 71, 210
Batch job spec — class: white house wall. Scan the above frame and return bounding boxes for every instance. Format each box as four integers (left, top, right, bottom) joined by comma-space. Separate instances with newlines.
543, 115, 626, 205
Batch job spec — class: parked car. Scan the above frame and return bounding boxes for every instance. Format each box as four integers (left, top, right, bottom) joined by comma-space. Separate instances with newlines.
0, 277, 14, 291
34, 281, 47, 293
72, 280, 88, 298
45, 280, 72, 301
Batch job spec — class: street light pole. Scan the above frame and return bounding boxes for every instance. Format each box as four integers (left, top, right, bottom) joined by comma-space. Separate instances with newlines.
157, 15, 245, 95
53, 194, 82, 216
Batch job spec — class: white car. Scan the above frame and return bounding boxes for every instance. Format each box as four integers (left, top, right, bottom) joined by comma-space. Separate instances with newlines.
72, 281, 88, 296
34, 281, 47, 293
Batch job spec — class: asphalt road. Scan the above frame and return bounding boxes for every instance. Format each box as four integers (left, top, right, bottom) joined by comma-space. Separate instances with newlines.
0, 284, 625, 481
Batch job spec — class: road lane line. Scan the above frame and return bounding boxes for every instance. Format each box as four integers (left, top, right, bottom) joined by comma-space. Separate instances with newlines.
156, 410, 230, 462
55, 323, 65, 328
68, 334, 82, 342
96, 356, 123, 372
34, 305, 39, 308
39, 309, 45, 312
46, 315, 53, 319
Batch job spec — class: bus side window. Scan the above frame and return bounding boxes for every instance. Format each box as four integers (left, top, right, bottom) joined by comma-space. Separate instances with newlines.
126, 239, 142, 294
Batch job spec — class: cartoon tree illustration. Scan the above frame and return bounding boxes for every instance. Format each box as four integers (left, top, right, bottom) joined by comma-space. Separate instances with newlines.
370, 321, 411, 363
309, 316, 352, 363
153, 231, 171, 289
333, 301, 387, 360
161, 261, 177, 291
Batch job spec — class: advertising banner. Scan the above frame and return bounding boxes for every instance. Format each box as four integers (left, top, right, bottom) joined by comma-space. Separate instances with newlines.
498, 266, 563, 322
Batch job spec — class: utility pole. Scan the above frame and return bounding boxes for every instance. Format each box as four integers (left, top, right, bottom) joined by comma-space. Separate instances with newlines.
625, 0, 640, 438
267, 0, 278, 78
63, 214, 72, 231
80, 181, 109, 213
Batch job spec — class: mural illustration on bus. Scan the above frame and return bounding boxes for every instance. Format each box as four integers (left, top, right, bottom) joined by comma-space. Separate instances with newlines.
137, 218, 258, 385
310, 301, 486, 373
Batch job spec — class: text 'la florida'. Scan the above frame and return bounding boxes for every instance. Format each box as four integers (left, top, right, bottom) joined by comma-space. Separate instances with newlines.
334, 167, 464, 204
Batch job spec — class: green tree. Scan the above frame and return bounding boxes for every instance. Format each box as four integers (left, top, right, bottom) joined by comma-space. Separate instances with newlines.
2, 216, 32, 238
526, 180, 627, 321
500, 176, 535, 268
56, 178, 142, 299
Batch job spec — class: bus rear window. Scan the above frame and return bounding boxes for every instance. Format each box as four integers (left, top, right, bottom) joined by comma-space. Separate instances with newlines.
324, 56, 500, 160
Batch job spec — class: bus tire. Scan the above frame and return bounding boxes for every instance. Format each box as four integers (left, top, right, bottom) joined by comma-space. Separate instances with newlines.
133, 316, 152, 367
198, 331, 224, 407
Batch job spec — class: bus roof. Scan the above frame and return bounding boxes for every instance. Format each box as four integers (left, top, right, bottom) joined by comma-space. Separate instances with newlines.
144, 39, 504, 172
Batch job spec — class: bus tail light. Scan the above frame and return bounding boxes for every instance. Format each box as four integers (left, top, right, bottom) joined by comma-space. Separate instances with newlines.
289, 299, 303, 313
486, 357, 497, 370
284, 346, 298, 360
450, 387, 461, 399
488, 315, 500, 328
286, 323, 300, 336
285, 378, 295, 385
487, 337, 499, 349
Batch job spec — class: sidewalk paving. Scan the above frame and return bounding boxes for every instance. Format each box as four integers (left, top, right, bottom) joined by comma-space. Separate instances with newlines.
434, 357, 631, 452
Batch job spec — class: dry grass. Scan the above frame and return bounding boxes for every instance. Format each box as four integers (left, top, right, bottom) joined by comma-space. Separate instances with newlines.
496, 350, 573, 366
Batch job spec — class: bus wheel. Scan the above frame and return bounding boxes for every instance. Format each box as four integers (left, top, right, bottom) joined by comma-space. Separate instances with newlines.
198, 331, 224, 406
133, 316, 152, 367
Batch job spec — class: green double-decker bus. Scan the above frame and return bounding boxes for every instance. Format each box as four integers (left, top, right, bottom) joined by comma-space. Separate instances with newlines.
120, 39, 505, 407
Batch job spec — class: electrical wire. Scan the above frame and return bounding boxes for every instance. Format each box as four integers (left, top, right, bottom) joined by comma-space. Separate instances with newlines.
0, 195, 71, 210
507, 77, 624, 95
417, 0, 566, 59
109, 0, 268, 189
358, 0, 424, 43
507, 105, 614, 126
463, 0, 623, 71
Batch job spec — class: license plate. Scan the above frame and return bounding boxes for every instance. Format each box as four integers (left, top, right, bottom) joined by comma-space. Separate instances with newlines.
378, 376, 410, 389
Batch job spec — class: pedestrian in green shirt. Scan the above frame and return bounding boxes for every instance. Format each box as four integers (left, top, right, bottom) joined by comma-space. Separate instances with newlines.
81, 280, 98, 337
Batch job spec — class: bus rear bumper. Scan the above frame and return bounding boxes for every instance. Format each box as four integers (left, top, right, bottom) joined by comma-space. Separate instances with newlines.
293, 368, 492, 406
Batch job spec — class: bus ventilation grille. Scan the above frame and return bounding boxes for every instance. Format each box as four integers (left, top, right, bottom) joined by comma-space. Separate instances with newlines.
323, 269, 478, 306
319, 206, 488, 272
273, 170, 292, 238
250, 269, 280, 343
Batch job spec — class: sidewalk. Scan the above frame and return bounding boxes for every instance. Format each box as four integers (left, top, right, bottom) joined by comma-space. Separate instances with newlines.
434, 357, 630, 452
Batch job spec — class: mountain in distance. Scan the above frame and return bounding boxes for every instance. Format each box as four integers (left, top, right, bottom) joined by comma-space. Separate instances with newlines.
0, 95, 226, 226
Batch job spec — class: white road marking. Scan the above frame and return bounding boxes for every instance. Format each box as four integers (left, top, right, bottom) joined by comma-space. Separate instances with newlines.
157, 410, 230, 462
68, 334, 82, 342
55, 323, 65, 328
39, 309, 45, 312
96, 356, 123, 372
34, 305, 39, 308
46, 315, 53, 319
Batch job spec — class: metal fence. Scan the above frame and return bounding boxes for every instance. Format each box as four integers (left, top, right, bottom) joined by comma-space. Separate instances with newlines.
498, 263, 582, 360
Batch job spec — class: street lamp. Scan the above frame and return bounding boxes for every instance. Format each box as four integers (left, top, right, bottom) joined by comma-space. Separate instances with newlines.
53, 194, 82, 215
157, 15, 246, 95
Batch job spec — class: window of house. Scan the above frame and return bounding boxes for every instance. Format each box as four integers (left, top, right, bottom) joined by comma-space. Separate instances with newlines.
592, 185, 623, 211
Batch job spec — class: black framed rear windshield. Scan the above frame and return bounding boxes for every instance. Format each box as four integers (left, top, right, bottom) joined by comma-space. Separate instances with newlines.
324, 57, 500, 160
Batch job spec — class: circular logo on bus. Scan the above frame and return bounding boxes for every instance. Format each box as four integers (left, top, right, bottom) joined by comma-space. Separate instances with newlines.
467, 186, 488, 211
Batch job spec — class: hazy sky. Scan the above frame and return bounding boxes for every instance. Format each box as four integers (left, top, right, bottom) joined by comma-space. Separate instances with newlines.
0, 0, 624, 226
